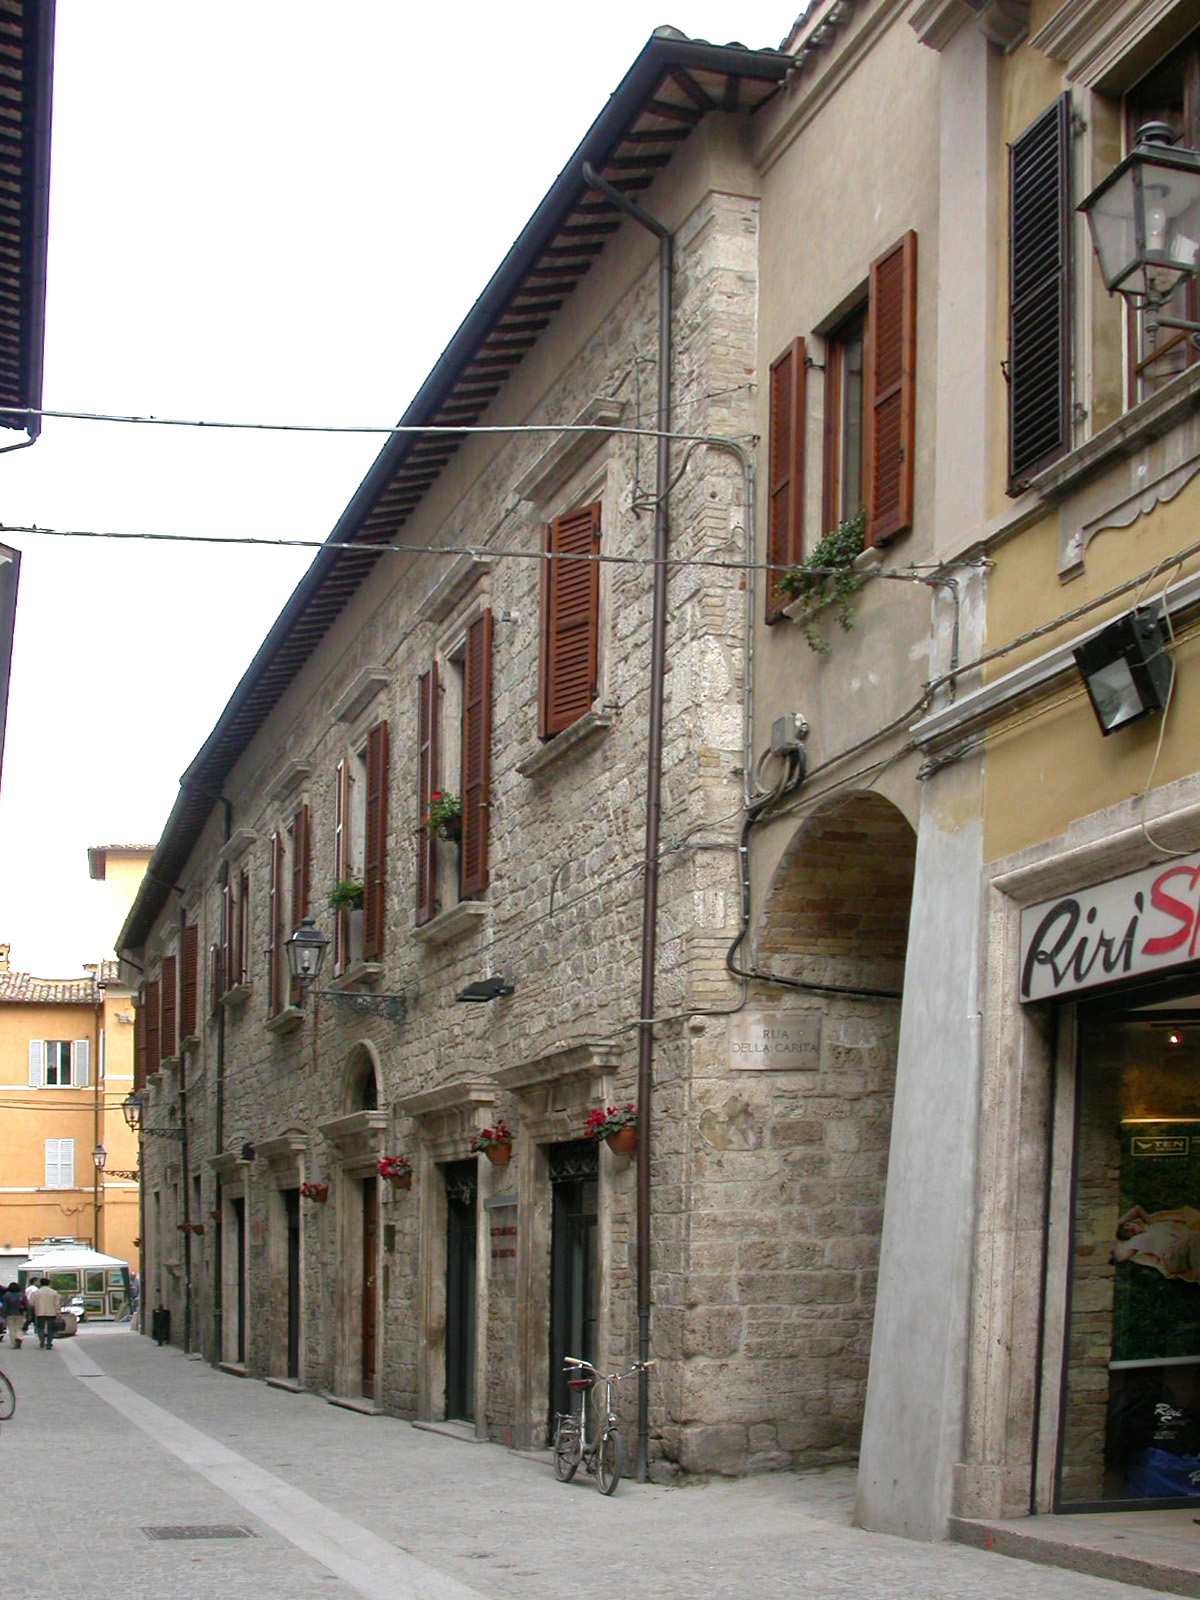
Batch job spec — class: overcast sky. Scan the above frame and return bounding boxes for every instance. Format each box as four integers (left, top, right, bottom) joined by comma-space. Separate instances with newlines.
0, 1, 796, 976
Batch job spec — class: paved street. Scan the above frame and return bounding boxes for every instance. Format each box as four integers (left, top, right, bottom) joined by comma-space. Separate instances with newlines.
0, 1324, 1171, 1599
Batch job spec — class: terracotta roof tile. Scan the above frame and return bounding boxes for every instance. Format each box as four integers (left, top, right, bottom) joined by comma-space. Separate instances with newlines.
0, 970, 99, 1005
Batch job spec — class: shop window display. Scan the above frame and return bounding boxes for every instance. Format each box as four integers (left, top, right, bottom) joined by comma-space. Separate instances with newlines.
1060, 1011, 1200, 1506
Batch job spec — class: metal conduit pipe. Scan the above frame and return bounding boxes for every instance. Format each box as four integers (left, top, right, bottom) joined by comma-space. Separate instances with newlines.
581, 161, 671, 1484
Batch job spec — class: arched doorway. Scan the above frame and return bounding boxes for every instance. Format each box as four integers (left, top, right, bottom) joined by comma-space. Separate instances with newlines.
746, 791, 914, 1464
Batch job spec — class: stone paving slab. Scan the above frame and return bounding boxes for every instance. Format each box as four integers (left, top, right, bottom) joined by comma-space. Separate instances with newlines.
0, 1324, 1183, 1599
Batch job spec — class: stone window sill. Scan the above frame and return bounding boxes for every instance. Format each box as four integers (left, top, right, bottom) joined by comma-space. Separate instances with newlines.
330, 961, 383, 990
220, 982, 252, 1009
413, 900, 489, 946
265, 1006, 304, 1035
516, 707, 616, 778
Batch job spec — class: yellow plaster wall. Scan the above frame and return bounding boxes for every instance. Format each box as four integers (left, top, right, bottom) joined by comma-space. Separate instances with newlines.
983, 480, 1200, 863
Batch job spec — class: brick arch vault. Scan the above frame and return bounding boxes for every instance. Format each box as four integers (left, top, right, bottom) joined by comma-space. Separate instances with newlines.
695, 792, 916, 1476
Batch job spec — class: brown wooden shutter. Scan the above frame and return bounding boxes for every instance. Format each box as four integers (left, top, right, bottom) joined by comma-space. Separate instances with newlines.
539, 502, 601, 740
268, 830, 283, 1015
363, 719, 389, 959
767, 337, 806, 621
235, 866, 250, 987
865, 230, 917, 546
416, 664, 439, 926
220, 883, 232, 995
1009, 95, 1071, 489
145, 978, 161, 1077
160, 955, 177, 1059
209, 943, 221, 1015
461, 609, 493, 897
334, 757, 349, 971
290, 804, 310, 1004
180, 922, 198, 1041
134, 1001, 147, 1091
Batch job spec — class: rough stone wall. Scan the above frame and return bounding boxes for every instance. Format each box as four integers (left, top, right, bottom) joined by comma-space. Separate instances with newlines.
133, 174, 769, 1466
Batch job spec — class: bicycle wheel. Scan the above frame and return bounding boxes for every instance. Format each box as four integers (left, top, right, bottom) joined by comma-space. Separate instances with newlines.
0, 1369, 15, 1420
553, 1418, 581, 1483
597, 1426, 624, 1495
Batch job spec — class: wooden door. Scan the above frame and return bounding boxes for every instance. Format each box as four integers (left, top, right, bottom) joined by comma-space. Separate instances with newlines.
285, 1187, 300, 1380
444, 1161, 477, 1421
361, 1177, 378, 1395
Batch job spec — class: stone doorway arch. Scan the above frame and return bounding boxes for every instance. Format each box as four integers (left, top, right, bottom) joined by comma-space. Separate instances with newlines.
689, 791, 916, 1475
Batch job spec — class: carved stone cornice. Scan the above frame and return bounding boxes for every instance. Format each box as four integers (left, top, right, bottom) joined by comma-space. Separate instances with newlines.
910, 0, 1030, 52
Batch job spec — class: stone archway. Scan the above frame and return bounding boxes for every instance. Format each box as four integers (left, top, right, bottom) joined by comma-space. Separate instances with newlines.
342, 1040, 381, 1114
681, 792, 917, 1478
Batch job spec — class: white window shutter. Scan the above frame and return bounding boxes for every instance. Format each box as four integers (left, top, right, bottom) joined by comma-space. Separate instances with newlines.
62, 1137, 74, 1187
28, 1039, 44, 1087
45, 1138, 60, 1185
73, 1038, 90, 1088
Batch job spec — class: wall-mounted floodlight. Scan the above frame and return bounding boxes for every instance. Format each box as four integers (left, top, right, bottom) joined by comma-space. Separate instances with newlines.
456, 976, 515, 1003
1073, 608, 1174, 736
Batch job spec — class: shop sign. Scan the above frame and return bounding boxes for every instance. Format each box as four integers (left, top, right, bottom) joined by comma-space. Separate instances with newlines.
1020, 852, 1200, 1001
730, 1012, 821, 1071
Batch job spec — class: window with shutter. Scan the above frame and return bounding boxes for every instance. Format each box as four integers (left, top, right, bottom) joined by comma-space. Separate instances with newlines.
45, 1137, 74, 1187
461, 609, 493, 896
363, 719, 389, 960
865, 230, 918, 545
823, 307, 867, 535
145, 978, 161, 1077
42, 1040, 72, 1086
539, 502, 601, 740
160, 954, 177, 1059
235, 867, 251, 988
72, 1038, 90, 1088
28, 1038, 44, 1087
1009, 95, 1071, 490
768, 338, 806, 621
416, 664, 439, 925
135, 1003, 147, 1089
334, 756, 350, 972
180, 922, 199, 1041
208, 942, 221, 1018
221, 881, 233, 996
268, 829, 284, 1016
289, 804, 310, 1005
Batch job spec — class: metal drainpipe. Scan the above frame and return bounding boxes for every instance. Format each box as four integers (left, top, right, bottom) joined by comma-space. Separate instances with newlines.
92, 971, 103, 1250
582, 161, 671, 1484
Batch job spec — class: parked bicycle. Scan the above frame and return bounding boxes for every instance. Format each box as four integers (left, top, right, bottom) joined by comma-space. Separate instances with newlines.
552, 1356, 654, 1494
0, 1367, 14, 1420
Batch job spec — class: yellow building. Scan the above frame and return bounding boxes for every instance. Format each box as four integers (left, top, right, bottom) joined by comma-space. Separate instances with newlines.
0, 846, 150, 1292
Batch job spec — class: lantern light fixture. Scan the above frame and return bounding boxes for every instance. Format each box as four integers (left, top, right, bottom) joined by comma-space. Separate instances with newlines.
1079, 122, 1200, 343
285, 916, 331, 987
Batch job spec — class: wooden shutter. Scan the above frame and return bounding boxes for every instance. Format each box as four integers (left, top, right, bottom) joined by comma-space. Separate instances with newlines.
268, 830, 283, 1015
364, 720, 389, 960
1009, 95, 1071, 488
539, 502, 601, 740
767, 337, 806, 620
865, 230, 917, 546
160, 954, 177, 1058
334, 757, 349, 971
290, 804, 310, 1004
72, 1038, 90, 1088
135, 1002, 147, 1089
416, 664, 439, 926
145, 978, 161, 1077
461, 609, 493, 897
220, 881, 233, 995
180, 922, 199, 1041
28, 1038, 44, 1087
235, 867, 250, 987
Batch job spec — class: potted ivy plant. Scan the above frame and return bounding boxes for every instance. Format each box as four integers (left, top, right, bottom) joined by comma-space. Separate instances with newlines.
774, 510, 867, 653
329, 877, 365, 913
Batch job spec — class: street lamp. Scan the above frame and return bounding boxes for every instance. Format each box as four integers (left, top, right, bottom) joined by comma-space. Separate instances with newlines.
122, 1090, 142, 1131
1079, 122, 1200, 343
92, 1143, 106, 1170
285, 917, 331, 988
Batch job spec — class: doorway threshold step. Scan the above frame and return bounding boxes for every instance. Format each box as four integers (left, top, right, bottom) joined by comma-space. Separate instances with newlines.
265, 1376, 303, 1393
218, 1362, 248, 1379
952, 1511, 1200, 1597
413, 1419, 479, 1444
324, 1393, 383, 1416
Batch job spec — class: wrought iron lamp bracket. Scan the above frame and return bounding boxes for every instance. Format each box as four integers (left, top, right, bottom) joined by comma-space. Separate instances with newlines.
318, 988, 407, 1023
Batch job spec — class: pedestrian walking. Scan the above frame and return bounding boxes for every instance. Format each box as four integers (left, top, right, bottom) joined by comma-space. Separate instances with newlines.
1, 1281, 26, 1347
28, 1276, 60, 1349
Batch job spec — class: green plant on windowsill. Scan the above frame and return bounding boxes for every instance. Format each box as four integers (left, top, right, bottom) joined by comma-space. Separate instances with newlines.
328, 877, 364, 913
774, 510, 867, 653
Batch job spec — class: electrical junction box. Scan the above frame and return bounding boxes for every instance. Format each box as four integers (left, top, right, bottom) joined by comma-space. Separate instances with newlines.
770, 713, 808, 755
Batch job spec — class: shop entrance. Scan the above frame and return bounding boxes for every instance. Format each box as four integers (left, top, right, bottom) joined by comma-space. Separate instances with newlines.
1059, 986, 1200, 1508
444, 1160, 477, 1422
285, 1186, 300, 1381
548, 1139, 598, 1429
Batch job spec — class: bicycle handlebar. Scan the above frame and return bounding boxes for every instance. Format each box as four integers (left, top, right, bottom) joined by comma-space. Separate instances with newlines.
562, 1356, 657, 1380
